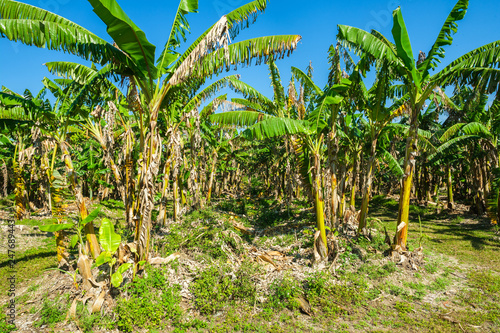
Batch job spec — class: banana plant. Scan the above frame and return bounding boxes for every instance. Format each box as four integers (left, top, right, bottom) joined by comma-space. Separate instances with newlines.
1, 0, 302, 263
337, 0, 500, 249
40, 206, 99, 256
0, 87, 55, 219
429, 91, 499, 218
341, 55, 409, 232
94, 218, 132, 288
211, 62, 352, 260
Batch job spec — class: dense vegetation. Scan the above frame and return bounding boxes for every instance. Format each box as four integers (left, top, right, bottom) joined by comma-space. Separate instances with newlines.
0, 0, 499, 332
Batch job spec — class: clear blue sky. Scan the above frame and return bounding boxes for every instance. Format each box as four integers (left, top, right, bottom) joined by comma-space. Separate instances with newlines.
1, 0, 499, 101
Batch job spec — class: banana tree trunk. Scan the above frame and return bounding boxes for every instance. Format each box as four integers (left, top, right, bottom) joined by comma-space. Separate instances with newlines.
179, 177, 187, 206
206, 149, 217, 203
447, 166, 454, 210
125, 153, 135, 228
13, 157, 28, 221
421, 157, 430, 204
173, 175, 180, 221
395, 111, 419, 250
480, 156, 488, 198
135, 125, 162, 262
60, 142, 100, 258
474, 160, 485, 215
338, 164, 348, 221
157, 153, 173, 226
313, 153, 327, 259
327, 131, 339, 228
1, 162, 7, 197
359, 139, 377, 232
350, 150, 360, 209
434, 182, 440, 212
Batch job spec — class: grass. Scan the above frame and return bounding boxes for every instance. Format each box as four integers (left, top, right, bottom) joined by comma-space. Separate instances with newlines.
33, 294, 70, 328
0, 246, 57, 294
3, 194, 500, 332
191, 261, 259, 314
369, 196, 500, 270
115, 266, 183, 332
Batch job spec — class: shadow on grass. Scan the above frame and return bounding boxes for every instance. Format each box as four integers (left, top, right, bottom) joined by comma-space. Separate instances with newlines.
0, 248, 57, 270
367, 195, 500, 254
426, 224, 500, 251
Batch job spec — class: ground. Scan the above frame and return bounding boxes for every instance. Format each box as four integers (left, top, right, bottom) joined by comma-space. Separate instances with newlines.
0, 193, 499, 333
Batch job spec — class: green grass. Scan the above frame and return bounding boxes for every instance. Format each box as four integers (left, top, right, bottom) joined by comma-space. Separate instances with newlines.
33, 294, 70, 328
0, 246, 57, 294
4, 194, 500, 332
17, 217, 59, 227
369, 196, 500, 269
191, 261, 259, 314
115, 266, 183, 332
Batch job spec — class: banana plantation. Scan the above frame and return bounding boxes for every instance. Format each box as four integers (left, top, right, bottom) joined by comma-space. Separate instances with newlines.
1, 0, 500, 332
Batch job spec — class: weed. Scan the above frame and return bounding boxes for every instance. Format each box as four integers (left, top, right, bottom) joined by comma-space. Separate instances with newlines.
304, 271, 331, 298
366, 287, 382, 300
424, 261, 439, 274
386, 283, 409, 297
255, 208, 290, 228
34, 294, 69, 327
428, 276, 450, 291
275, 233, 296, 247
217, 199, 247, 215
27, 283, 40, 293
468, 271, 500, 293
404, 281, 427, 300
394, 301, 413, 314
0, 305, 16, 333
158, 208, 242, 260
191, 261, 258, 314
357, 261, 396, 280
115, 266, 182, 332
268, 274, 302, 310
330, 279, 366, 305
116, 292, 165, 331
409, 204, 427, 217
75, 302, 102, 333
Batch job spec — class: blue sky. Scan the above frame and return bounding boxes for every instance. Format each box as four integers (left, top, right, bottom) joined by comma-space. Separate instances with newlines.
1, 0, 499, 102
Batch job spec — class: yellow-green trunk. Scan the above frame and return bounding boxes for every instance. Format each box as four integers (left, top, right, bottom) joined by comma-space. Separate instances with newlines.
350, 182, 356, 209
447, 167, 453, 207
395, 165, 414, 249
173, 177, 179, 221
314, 176, 327, 256
395, 117, 418, 249
207, 155, 216, 204
61, 144, 100, 258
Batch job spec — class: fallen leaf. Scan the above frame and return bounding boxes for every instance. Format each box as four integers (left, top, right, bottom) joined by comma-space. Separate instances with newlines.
150, 252, 180, 265
258, 254, 278, 268
295, 296, 314, 316
91, 290, 106, 314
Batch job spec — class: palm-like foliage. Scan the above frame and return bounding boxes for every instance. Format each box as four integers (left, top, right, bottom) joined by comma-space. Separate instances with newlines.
1, 0, 302, 262
337, 0, 500, 249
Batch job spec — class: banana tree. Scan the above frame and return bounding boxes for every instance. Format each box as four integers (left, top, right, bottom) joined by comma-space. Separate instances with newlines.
211, 65, 351, 260
430, 95, 499, 217
337, 0, 500, 249
0, 87, 55, 219
1, 0, 301, 262
341, 55, 409, 232
211, 60, 311, 202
